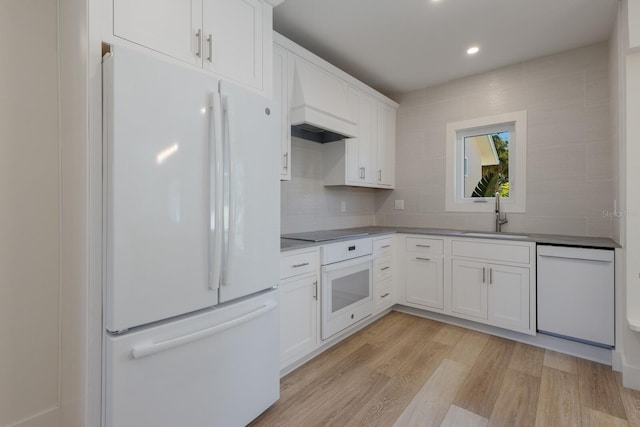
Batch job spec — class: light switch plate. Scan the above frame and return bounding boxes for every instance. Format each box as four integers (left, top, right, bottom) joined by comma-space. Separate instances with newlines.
394, 200, 404, 210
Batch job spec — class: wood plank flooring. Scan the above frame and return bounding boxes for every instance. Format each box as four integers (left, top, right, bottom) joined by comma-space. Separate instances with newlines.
250, 312, 640, 427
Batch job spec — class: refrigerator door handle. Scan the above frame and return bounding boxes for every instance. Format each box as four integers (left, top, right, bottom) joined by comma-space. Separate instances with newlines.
131, 299, 277, 359
221, 96, 235, 288
209, 92, 224, 290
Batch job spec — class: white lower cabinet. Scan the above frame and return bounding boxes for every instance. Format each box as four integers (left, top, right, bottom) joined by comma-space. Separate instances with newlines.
403, 236, 445, 311
279, 249, 320, 369
451, 259, 487, 319
279, 273, 318, 368
373, 236, 396, 314
406, 256, 444, 310
451, 259, 530, 333
488, 264, 530, 332
400, 235, 535, 336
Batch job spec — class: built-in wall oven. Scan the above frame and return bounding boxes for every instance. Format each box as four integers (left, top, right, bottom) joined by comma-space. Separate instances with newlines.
320, 238, 374, 340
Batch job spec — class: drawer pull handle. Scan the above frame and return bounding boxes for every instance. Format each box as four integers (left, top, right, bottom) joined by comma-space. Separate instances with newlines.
381, 293, 390, 298
313, 281, 318, 300
381, 244, 391, 248
416, 244, 431, 248
292, 262, 310, 268
381, 266, 390, 271
415, 257, 431, 261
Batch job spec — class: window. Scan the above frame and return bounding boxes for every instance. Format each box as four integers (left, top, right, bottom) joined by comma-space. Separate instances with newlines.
445, 111, 527, 213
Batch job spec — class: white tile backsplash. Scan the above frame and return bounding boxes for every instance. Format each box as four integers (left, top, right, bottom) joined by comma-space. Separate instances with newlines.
377, 42, 614, 238
282, 43, 614, 238
280, 138, 376, 234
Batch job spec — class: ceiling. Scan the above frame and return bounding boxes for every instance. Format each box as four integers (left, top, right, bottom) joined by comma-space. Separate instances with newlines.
273, 0, 618, 98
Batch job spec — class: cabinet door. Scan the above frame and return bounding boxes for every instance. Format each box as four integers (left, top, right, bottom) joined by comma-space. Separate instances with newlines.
273, 45, 290, 180
113, 0, 203, 66
405, 255, 443, 309
488, 264, 529, 331
203, 0, 264, 89
451, 259, 487, 319
377, 102, 396, 187
279, 275, 318, 367
346, 87, 376, 185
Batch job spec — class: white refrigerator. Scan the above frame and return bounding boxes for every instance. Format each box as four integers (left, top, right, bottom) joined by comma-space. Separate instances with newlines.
102, 47, 280, 427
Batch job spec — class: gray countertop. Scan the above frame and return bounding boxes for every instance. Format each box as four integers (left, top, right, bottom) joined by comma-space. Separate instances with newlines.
280, 226, 620, 252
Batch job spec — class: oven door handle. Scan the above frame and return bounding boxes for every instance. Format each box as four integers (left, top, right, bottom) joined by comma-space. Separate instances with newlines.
321, 254, 374, 272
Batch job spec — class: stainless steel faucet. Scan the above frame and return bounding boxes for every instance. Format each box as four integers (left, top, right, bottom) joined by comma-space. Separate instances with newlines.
495, 191, 508, 232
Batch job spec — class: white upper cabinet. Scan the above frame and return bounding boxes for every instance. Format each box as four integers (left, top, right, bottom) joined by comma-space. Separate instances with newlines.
106, 0, 275, 93
112, 0, 203, 66
274, 33, 397, 189
377, 101, 396, 187
323, 89, 396, 189
346, 87, 377, 185
273, 44, 291, 180
202, 0, 264, 90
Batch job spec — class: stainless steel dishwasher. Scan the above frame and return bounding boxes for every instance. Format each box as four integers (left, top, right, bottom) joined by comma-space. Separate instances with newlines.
537, 245, 615, 347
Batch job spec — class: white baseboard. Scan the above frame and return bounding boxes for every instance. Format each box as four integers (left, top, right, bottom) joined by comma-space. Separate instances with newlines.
394, 305, 613, 365
622, 353, 640, 390
612, 349, 624, 372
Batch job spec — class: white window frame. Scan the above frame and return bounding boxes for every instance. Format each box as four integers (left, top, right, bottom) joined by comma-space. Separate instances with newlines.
445, 111, 527, 213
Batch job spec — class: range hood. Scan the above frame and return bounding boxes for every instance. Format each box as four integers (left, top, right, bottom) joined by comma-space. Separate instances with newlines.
290, 57, 357, 143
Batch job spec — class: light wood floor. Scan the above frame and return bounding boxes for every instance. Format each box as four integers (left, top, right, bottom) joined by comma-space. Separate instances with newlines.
251, 311, 640, 427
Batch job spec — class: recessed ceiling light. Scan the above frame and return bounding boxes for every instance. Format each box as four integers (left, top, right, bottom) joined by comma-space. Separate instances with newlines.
467, 46, 480, 55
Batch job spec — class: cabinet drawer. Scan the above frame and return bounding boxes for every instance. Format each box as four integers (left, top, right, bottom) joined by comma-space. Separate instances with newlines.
452, 240, 531, 264
406, 237, 444, 254
280, 250, 318, 280
373, 256, 392, 283
375, 277, 394, 305
374, 237, 394, 258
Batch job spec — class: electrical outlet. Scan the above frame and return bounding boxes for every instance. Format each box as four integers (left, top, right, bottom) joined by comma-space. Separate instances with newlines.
394, 200, 404, 210
341, 201, 346, 213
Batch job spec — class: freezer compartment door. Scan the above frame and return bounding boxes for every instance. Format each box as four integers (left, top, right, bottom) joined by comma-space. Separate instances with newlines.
105, 290, 279, 427
104, 47, 220, 332
219, 80, 281, 302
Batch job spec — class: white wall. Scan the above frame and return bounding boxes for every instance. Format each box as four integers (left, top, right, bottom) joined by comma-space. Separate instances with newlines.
0, 1, 62, 426
58, 0, 103, 425
376, 43, 614, 238
0, 1, 99, 426
280, 137, 377, 233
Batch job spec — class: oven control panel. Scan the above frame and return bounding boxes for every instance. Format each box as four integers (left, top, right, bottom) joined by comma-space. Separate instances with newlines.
321, 238, 373, 265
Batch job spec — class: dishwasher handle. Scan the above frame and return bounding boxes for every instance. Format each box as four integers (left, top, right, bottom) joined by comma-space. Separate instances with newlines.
537, 245, 614, 263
